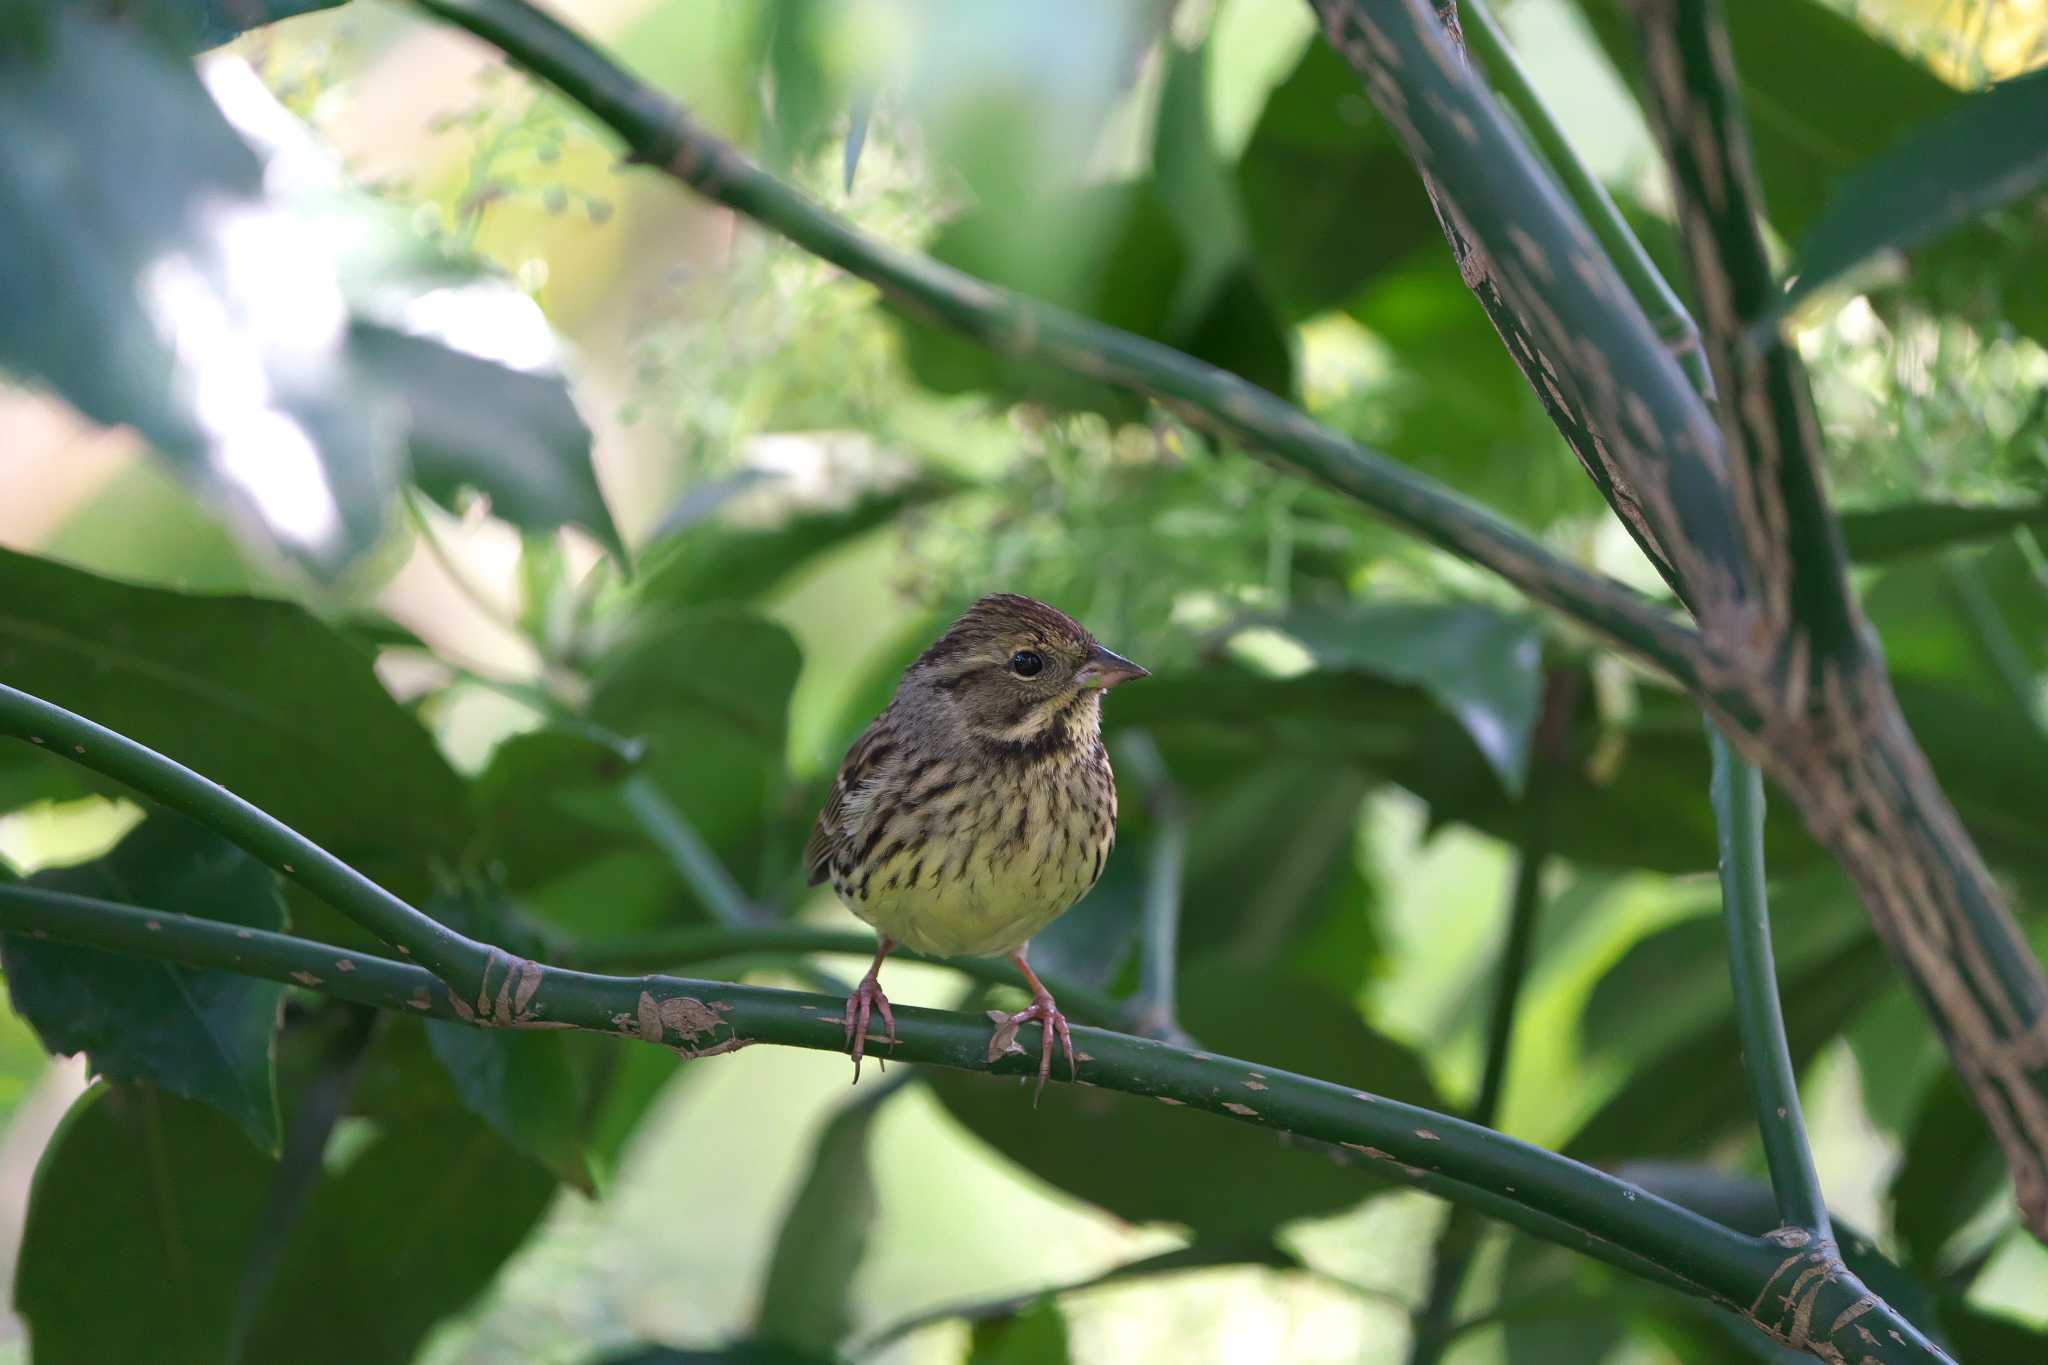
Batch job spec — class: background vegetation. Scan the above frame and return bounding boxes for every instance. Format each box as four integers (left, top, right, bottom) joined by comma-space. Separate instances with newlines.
1, 0, 2047, 1361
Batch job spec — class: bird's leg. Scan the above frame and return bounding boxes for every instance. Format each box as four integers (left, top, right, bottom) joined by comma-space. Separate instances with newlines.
990, 945, 1075, 1103
844, 937, 897, 1082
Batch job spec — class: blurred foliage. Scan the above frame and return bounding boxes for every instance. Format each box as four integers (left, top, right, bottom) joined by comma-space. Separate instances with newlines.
0, 0, 2046, 1362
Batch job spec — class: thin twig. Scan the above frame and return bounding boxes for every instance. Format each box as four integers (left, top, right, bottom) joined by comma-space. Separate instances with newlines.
1114, 729, 1189, 1043
1707, 727, 1831, 1240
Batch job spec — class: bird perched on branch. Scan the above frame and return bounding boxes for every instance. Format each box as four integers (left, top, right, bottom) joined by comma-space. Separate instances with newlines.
805, 593, 1148, 1095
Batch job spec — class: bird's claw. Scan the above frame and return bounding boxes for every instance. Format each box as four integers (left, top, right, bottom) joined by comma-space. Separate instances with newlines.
989, 991, 1074, 1104
844, 975, 897, 1082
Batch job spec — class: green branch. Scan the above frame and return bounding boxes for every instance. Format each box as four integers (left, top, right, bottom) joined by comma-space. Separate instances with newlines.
1460, 0, 1713, 400
1708, 728, 1831, 1238
0, 674, 1952, 1360
408, 0, 1703, 692
559, 923, 1126, 1027
1114, 729, 1189, 1042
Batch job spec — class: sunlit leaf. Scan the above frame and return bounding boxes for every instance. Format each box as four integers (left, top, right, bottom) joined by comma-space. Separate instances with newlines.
3, 816, 287, 1150
0, 15, 394, 574
969, 1300, 1071, 1365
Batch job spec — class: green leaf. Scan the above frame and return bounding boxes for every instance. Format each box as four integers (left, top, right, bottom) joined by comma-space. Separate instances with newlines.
754, 1089, 890, 1357
427, 1020, 595, 1193
897, 181, 1188, 412
353, 323, 625, 562
1262, 602, 1544, 795
594, 1346, 837, 1365
1578, 871, 1867, 1065
474, 728, 647, 894
16, 1084, 277, 1365
1839, 500, 2048, 562
930, 962, 1443, 1235
1935, 1298, 2048, 1362
588, 610, 803, 902
1577, 0, 1961, 242
1767, 66, 2048, 332
0, 12, 394, 574
1890, 1067, 2003, 1269
3, 816, 286, 1150
1567, 937, 1891, 1164
969, 1300, 1071, 1365
240, 1114, 558, 1365
1234, 37, 1439, 318
0, 548, 473, 888
633, 474, 961, 612
187, 0, 349, 47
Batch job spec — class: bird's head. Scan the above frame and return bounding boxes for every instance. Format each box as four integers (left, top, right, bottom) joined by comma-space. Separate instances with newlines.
905, 593, 1148, 748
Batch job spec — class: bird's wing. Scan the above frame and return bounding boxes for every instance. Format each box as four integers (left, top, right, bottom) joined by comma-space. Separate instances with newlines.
804, 708, 896, 886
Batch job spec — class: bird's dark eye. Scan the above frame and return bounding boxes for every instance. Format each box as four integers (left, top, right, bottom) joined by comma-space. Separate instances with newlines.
1009, 650, 1044, 678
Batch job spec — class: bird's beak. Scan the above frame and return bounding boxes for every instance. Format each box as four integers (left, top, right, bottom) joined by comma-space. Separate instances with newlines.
1076, 644, 1149, 691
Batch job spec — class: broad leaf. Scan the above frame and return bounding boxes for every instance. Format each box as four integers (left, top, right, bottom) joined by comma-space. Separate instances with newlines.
354, 323, 623, 562
1567, 938, 1891, 1164
0, 548, 473, 887
16, 1084, 276, 1365
240, 1114, 558, 1364
1839, 500, 2048, 562
190, 1, 350, 48
969, 1300, 1071, 1365
0, 13, 393, 574
3, 816, 287, 1149
633, 474, 961, 613
427, 1020, 596, 1192
1235, 37, 1438, 319
211, 51, 624, 561
587, 610, 804, 905
931, 962, 1443, 1235
1768, 66, 2048, 331
1890, 1068, 2003, 1269
1261, 602, 1544, 795
755, 1088, 890, 1357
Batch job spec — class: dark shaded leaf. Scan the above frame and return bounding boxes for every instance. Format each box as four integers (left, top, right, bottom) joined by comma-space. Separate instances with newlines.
1578, 871, 1867, 1066
755, 1088, 892, 1356
969, 1300, 1070, 1365
1567, 938, 1892, 1164
1935, 1297, 2048, 1362
931, 962, 1442, 1235
0, 549, 473, 888
4, 816, 286, 1149
1235, 37, 1438, 318
594, 1346, 836, 1365
1768, 66, 2048, 331
1839, 500, 2048, 562
587, 612, 803, 898
427, 1020, 595, 1192
240, 1114, 558, 1364
0, 13, 392, 574
473, 727, 645, 894
354, 322, 624, 562
189, 0, 350, 48
897, 181, 1187, 412
1264, 602, 1543, 794
1891, 1067, 2003, 1270
1576, 0, 1961, 241
634, 475, 960, 613
16, 1084, 276, 1365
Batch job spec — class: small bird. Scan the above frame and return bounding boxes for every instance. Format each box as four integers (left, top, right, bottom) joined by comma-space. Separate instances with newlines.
805, 593, 1148, 1094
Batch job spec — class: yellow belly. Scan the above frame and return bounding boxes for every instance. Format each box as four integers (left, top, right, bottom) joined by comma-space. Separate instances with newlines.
839, 780, 1111, 958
